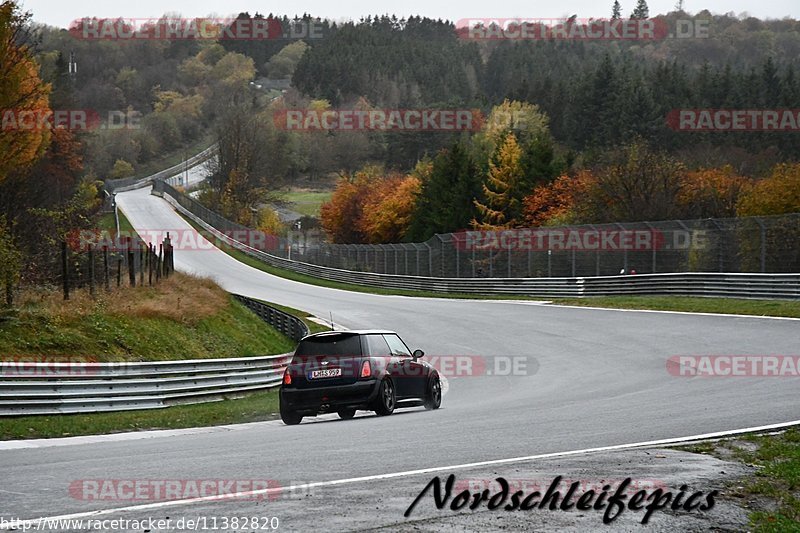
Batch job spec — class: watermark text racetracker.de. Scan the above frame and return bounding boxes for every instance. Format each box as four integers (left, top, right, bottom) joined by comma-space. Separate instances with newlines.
274, 109, 483, 132
68, 478, 314, 502
667, 109, 800, 132
0, 109, 141, 131
1, 356, 98, 377
668, 355, 800, 377
455, 18, 709, 40
286, 355, 537, 379
66, 229, 281, 253
455, 228, 708, 251
70, 17, 324, 41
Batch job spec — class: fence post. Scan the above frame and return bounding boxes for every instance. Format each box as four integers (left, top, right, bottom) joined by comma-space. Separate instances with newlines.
103, 245, 110, 291
61, 240, 70, 300
127, 237, 136, 287
138, 240, 144, 286
117, 257, 122, 287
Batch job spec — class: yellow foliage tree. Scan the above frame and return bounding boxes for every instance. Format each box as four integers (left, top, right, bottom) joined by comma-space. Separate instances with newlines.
360, 175, 421, 243
0, 1, 52, 184
472, 132, 523, 230
737, 163, 800, 217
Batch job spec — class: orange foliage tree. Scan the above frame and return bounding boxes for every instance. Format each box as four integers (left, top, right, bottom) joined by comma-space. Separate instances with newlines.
678, 166, 753, 219
320, 165, 422, 244
320, 166, 382, 243
0, 1, 52, 184
360, 174, 421, 243
522, 171, 596, 227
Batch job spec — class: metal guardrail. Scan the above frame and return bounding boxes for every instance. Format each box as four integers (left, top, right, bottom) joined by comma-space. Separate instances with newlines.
0, 296, 308, 416
233, 294, 309, 341
105, 145, 218, 193
161, 191, 800, 300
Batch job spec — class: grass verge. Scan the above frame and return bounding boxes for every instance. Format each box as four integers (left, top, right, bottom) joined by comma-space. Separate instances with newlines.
0, 391, 279, 440
680, 429, 800, 531
0, 272, 295, 361
549, 296, 800, 319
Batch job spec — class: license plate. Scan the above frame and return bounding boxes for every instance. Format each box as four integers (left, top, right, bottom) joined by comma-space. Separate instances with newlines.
309, 368, 342, 379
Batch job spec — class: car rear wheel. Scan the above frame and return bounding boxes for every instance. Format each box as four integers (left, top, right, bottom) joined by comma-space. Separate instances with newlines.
280, 405, 302, 425
373, 378, 395, 416
338, 408, 356, 420
424, 375, 442, 410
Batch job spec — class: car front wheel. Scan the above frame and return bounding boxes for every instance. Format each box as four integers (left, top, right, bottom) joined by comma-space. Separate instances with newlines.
373, 378, 395, 416
424, 375, 442, 410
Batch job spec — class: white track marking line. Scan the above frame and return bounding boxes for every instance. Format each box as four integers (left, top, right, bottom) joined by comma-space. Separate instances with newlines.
5, 418, 800, 529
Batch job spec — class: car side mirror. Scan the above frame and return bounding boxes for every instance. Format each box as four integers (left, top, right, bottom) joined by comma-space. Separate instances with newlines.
412, 349, 424, 359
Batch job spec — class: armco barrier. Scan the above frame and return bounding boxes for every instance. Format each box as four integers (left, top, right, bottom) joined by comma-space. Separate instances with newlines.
105, 145, 218, 193
158, 186, 800, 300
0, 295, 308, 416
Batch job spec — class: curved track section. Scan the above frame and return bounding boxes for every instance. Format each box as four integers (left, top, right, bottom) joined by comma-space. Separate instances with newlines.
1, 186, 797, 524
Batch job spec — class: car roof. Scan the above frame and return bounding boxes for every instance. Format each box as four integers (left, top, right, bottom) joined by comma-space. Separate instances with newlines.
301, 329, 398, 340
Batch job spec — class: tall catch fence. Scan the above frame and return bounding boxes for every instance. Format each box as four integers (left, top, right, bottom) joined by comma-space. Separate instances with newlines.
153, 180, 800, 278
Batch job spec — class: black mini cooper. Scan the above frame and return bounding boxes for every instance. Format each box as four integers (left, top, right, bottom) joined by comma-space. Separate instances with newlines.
279, 330, 442, 425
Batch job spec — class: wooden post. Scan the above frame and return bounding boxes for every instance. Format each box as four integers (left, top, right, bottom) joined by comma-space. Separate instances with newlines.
148, 243, 154, 286
88, 245, 96, 297
127, 237, 136, 287
117, 257, 122, 287
61, 240, 70, 300
103, 245, 110, 291
157, 244, 163, 281
163, 233, 172, 278
139, 240, 144, 286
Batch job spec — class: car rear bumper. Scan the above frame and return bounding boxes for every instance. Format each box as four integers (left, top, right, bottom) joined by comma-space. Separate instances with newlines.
280, 379, 380, 415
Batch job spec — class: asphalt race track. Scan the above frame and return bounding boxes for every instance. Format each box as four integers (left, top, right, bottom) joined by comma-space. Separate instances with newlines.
1, 186, 797, 530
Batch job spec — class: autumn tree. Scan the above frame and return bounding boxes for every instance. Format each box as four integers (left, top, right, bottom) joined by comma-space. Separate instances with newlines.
523, 171, 597, 227
0, 1, 51, 184
678, 166, 753, 219
473, 132, 523, 230
585, 140, 685, 222
737, 163, 800, 217
320, 165, 383, 243
360, 173, 422, 243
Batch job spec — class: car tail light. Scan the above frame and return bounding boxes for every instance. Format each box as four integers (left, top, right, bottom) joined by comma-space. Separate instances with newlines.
283, 369, 292, 385
360, 360, 372, 378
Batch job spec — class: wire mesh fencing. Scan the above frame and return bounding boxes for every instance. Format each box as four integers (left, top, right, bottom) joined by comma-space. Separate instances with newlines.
155, 181, 800, 278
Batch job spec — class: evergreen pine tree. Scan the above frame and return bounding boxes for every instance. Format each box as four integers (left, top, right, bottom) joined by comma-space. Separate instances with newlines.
631, 0, 649, 19
612, 1, 622, 20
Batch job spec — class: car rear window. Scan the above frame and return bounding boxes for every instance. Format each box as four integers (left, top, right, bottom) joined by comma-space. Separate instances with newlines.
295, 334, 363, 357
